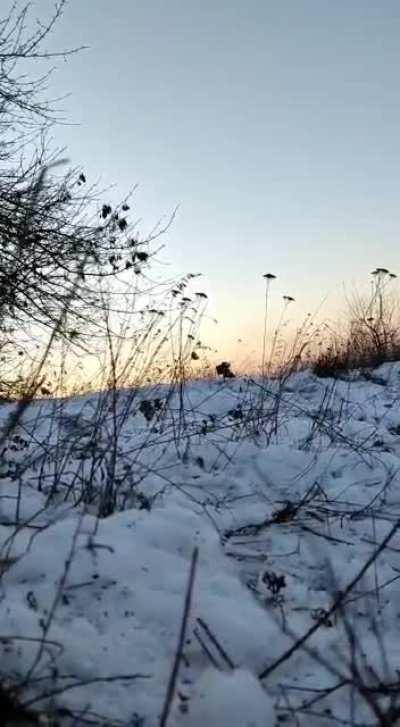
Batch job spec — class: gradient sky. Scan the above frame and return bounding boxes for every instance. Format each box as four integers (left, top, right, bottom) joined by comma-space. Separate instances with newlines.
37, 0, 400, 360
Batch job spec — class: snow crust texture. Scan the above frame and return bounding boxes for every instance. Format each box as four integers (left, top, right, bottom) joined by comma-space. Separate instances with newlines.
1, 363, 400, 725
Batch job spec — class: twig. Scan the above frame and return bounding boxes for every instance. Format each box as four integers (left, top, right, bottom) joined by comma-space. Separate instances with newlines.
193, 627, 220, 669
21, 673, 150, 709
159, 546, 199, 727
298, 524, 353, 545
259, 518, 400, 680
195, 617, 235, 670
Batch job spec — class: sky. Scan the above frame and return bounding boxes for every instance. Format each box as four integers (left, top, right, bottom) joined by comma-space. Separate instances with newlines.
33, 0, 400, 362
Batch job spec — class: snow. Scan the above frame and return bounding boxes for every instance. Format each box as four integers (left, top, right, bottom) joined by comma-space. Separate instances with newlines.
186, 669, 274, 727
1, 368, 400, 724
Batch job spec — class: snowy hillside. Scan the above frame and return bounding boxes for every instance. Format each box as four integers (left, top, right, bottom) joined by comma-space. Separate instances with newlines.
2, 364, 400, 725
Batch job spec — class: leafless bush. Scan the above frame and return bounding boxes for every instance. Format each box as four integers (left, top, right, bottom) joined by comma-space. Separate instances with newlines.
314, 268, 400, 377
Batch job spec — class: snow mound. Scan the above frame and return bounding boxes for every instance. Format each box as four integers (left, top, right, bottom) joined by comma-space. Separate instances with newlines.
187, 668, 274, 726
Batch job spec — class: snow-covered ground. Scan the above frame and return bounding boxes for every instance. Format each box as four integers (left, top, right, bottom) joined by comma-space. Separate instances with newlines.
2, 363, 400, 725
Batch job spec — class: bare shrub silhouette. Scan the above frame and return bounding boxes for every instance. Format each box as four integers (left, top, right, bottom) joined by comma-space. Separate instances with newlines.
313, 268, 400, 377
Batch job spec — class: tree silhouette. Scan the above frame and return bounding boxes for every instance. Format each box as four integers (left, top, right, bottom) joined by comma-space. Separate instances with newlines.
0, 2, 164, 348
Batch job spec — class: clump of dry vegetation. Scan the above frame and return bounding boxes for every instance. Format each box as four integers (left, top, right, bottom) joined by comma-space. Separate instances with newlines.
313, 268, 400, 378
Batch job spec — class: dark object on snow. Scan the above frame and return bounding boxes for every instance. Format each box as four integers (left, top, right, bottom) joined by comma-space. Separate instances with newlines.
272, 500, 299, 523
139, 398, 163, 423
216, 361, 235, 379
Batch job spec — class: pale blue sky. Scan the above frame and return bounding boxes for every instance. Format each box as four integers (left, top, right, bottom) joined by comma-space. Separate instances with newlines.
40, 0, 400, 358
